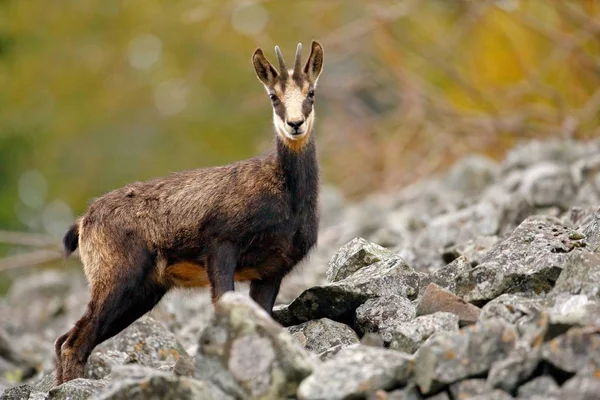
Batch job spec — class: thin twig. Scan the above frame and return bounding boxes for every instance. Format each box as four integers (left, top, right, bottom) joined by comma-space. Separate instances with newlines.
0, 249, 66, 272
0, 230, 61, 249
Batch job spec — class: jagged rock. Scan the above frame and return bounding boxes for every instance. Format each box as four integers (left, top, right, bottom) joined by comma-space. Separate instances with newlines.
479, 294, 544, 324
314, 343, 352, 361
479, 294, 548, 348
501, 139, 598, 172
450, 379, 514, 400
274, 256, 418, 326
84, 351, 128, 380
194, 293, 313, 399
98, 316, 189, 372
557, 374, 600, 400
271, 303, 294, 326
455, 217, 587, 303
150, 291, 214, 356
360, 333, 385, 348
417, 200, 502, 254
326, 237, 398, 283
562, 206, 599, 231
47, 378, 107, 400
32, 371, 55, 393
414, 319, 517, 394
425, 393, 451, 400
355, 295, 415, 343
441, 236, 499, 268
480, 174, 536, 236
389, 312, 459, 354
516, 376, 559, 400
297, 345, 413, 400
571, 154, 600, 206
367, 384, 423, 400
582, 207, 600, 251
542, 326, 600, 374
0, 330, 37, 388
487, 349, 541, 393
547, 293, 600, 327
549, 251, 600, 299
444, 155, 500, 198
420, 256, 472, 294
0, 270, 88, 334
519, 163, 576, 209
0, 384, 32, 400
287, 318, 359, 356
172, 354, 195, 377
416, 284, 480, 326
97, 365, 231, 400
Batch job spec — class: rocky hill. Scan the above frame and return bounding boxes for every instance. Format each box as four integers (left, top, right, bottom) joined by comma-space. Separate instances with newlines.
1, 138, 600, 399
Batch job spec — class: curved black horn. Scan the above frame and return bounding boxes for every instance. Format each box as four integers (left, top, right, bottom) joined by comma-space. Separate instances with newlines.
274, 46, 289, 79
292, 43, 303, 79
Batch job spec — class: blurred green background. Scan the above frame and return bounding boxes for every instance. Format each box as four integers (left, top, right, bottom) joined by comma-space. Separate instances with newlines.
1, 0, 599, 279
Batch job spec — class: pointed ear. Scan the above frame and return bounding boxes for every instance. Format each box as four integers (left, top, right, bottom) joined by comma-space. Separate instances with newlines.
303, 41, 324, 84
252, 48, 278, 86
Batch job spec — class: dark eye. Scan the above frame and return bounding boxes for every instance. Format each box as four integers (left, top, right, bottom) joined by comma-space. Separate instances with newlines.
269, 93, 278, 102
308, 89, 315, 98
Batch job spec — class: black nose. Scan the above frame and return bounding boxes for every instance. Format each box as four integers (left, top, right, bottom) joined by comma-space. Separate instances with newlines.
287, 120, 304, 130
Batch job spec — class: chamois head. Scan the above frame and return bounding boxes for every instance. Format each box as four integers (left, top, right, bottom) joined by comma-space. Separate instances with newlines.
252, 41, 324, 149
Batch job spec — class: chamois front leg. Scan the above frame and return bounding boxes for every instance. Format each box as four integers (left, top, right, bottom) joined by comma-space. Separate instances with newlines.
207, 242, 238, 303
249, 275, 283, 315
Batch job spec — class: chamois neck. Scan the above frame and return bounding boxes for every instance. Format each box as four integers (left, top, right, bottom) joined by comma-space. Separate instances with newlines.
276, 132, 319, 203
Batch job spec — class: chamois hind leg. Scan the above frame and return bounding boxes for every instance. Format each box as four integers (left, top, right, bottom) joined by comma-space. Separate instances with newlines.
55, 248, 166, 385
249, 275, 283, 315
207, 242, 238, 303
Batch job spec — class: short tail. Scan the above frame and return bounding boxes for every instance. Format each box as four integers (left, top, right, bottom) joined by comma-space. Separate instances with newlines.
63, 223, 80, 257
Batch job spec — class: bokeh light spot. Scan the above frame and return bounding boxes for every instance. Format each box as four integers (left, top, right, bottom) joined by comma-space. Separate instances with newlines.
128, 34, 162, 70
231, 3, 269, 36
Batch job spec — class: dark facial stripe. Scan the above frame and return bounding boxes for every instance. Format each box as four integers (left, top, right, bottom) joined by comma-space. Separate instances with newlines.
273, 100, 286, 121
302, 97, 313, 118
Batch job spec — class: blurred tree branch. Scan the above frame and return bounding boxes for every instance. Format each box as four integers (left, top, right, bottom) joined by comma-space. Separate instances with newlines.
0, 249, 65, 272
0, 230, 71, 271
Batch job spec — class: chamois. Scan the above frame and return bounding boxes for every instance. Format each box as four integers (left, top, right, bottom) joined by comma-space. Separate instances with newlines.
54, 41, 324, 385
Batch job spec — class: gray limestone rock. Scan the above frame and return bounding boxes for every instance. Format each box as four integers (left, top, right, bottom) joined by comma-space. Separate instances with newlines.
548, 293, 600, 328
414, 319, 517, 394
47, 378, 108, 400
297, 345, 413, 400
441, 236, 499, 270
0, 384, 32, 400
541, 326, 600, 374
97, 365, 231, 400
389, 312, 459, 354
274, 256, 419, 326
367, 384, 424, 400
455, 217, 587, 303
516, 376, 559, 400
417, 200, 502, 253
479, 294, 548, 349
518, 163, 577, 209
194, 293, 313, 399
487, 349, 541, 393
557, 374, 600, 400
287, 318, 359, 356
549, 251, 600, 299
355, 295, 416, 344
444, 154, 500, 198
326, 237, 398, 283
420, 256, 472, 295
98, 316, 190, 373
450, 379, 514, 400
